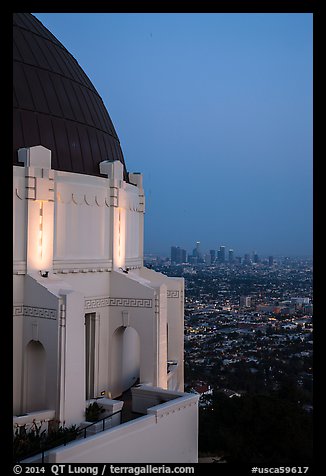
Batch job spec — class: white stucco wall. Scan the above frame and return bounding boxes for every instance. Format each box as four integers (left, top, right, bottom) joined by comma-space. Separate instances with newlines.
54, 172, 112, 264
46, 392, 199, 464
137, 268, 184, 391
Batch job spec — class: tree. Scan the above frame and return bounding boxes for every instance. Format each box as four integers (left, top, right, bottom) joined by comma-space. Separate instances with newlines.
198, 392, 313, 465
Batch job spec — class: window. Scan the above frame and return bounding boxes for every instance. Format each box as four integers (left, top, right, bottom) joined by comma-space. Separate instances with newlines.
85, 313, 96, 400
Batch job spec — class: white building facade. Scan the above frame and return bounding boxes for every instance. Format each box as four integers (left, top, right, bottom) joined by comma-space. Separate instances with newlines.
13, 13, 198, 463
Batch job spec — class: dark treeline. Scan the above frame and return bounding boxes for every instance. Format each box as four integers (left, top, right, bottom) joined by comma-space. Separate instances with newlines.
199, 390, 313, 465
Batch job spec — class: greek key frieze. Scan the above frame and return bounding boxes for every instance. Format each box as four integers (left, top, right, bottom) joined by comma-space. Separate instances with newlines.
13, 305, 24, 316
167, 290, 180, 298
85, 297, 153, 309
13, 305, 57, 320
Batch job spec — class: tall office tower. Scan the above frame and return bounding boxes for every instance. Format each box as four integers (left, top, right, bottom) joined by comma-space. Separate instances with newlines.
204, 253, 211, 265
228, 249, 234, 263
192, 241, 203, 263
253, 252, 260, 263
218, 245, 226, 263
13, 13, 198, 463
171, 246, 181, 264
244, 253, 251, 265
171, 246, 186, 264
210, 249, 216, 264
269, 256, 274, 266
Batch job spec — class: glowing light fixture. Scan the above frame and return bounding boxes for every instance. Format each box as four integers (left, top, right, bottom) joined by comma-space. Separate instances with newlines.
38, 201, 44, 261
114, 207, 126, 269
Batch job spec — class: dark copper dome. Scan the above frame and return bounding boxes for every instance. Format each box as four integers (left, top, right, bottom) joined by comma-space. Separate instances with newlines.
13, 12, 128, 178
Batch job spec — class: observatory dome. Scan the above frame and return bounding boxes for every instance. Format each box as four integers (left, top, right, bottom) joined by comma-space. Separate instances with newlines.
13, 12, 127, 179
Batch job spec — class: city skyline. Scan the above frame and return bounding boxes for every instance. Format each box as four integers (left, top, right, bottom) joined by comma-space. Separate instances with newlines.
34, 12, 313, 258
166, 241, 312, 261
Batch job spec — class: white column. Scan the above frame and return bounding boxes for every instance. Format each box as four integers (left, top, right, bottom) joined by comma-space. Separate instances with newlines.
57, 299, 67, 424
58, 290, 85, 426
18, 146, 54, 274
94, 312, 101, 397
129, 173, 145, 267
154, 284, 168, 389
99, 160, 126, 270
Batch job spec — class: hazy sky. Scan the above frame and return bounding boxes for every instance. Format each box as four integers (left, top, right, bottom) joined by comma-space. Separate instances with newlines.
33, 12, 313, 257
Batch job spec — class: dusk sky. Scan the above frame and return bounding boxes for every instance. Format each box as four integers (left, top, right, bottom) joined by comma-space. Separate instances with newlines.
33, 12, 313, 258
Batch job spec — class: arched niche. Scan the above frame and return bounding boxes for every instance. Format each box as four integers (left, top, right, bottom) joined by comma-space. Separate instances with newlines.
110, 326, 140, 398
24, 340, 47, 412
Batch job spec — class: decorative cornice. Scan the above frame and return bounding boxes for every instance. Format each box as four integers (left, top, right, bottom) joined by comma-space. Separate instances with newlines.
57, 190, 143, 212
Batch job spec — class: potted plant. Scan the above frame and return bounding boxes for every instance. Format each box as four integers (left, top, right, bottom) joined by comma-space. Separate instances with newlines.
79, 401, 106, 436
85, 401, 105, 422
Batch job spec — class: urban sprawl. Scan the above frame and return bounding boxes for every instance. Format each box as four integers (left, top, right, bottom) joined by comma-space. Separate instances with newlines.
145, 247, 313, 414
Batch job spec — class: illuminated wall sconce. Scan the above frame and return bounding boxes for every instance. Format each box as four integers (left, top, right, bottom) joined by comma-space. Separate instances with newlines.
40, 270, 49, 278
